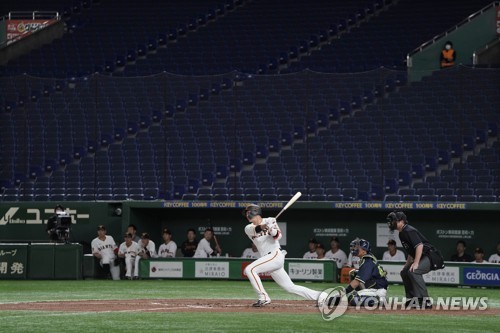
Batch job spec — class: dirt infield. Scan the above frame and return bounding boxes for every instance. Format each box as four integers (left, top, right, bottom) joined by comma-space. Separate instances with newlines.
0, 299, 498, 316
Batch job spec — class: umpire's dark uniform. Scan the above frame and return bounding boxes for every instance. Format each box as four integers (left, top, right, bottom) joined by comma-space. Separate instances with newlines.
387, 211, 443, 309
398, 223, 433, 302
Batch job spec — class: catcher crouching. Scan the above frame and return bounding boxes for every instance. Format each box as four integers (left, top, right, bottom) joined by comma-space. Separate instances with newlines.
330, 238, 388, 307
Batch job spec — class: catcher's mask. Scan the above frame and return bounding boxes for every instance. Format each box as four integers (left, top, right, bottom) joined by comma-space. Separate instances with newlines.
386, 211, 407, 231
350, 238, 371, 256
243, 204, 262, 220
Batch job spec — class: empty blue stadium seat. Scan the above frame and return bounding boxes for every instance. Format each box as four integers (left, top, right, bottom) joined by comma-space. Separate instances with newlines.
384, 194, 401, 202
182, 193, 197, 200
439, 195, 457, 202
420, 194, 438, 202
1, 0, 496, 204
478, 195, 496, 202
402, 195, 420, 202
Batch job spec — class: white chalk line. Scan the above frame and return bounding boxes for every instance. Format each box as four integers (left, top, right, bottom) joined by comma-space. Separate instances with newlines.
0, 308, 172, 319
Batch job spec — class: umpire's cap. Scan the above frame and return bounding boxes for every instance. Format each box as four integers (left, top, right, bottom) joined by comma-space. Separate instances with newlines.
243, 204, 262, 219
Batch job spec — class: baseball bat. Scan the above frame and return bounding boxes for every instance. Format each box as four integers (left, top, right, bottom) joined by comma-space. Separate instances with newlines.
213, 232, 220, 248
213, 234, 221, 250
208, 219, 221, 252
275, 192, 302, 219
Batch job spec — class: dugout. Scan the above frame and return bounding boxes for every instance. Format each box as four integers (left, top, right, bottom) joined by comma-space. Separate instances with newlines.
119, 201, 500, 261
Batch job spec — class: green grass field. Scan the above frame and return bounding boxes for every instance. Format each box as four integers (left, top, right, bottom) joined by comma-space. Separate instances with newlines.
0, 280, 498, 333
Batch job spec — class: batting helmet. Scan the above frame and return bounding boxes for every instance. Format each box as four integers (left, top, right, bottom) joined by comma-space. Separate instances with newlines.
243, 204, 262, 219
350, 238, 371, 256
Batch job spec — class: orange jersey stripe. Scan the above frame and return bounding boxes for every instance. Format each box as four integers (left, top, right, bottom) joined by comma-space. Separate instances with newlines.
250, 250, 280, 299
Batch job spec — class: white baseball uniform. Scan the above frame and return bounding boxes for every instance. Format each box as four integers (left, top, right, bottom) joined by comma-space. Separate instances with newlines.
470, 260, 489, 264
347, 253, 361, 269
193, 238, 215, 258
91, 235, 120, 280
158, 240, 177, 258
241, 248, 261, 259
382, 249, 406, 261
325, 248, 348, 269
118, 241, 140, 278
244, 217, 322, 303
133, 240, 157, 278
488, 253, 500, 264
303, 251, 318, 260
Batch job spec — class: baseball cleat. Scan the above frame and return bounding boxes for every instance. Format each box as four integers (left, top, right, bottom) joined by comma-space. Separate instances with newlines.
252, 299, 271, 307
422, 299, 433, 309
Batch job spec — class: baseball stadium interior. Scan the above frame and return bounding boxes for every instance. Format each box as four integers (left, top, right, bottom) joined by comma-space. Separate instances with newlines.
1, 0, 500, 276
0, 0, 498, 204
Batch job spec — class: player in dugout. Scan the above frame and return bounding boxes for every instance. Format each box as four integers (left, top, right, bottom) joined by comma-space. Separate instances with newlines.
91, 225, 120, 280
180, 228, 198, 257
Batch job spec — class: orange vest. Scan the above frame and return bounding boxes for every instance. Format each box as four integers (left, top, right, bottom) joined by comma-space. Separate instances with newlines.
441, 49, 455, 67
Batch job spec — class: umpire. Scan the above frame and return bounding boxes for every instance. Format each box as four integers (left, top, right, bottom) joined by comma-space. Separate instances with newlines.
386, 211, 444, 309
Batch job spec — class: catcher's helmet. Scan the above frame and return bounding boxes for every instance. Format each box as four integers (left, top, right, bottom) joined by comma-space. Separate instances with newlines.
350, 238, 371, 256
243, 204, 262, 219
386, 211, 407, 231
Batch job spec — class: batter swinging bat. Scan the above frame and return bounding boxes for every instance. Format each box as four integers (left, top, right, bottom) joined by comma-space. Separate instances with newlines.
275, 192, 302, 219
